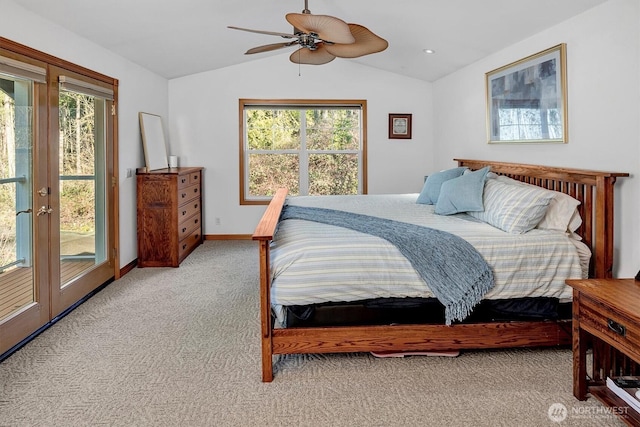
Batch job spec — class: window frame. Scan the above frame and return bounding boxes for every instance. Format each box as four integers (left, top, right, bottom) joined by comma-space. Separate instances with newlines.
239, 99, 368, 205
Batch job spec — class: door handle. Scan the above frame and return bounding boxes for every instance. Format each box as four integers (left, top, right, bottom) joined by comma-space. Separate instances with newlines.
16, 208, 32, 216
36, 206, 53, 216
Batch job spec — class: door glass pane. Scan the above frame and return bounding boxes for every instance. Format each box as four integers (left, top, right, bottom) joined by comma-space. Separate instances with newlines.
0, 75, 34, 320
58, 90, 107, 287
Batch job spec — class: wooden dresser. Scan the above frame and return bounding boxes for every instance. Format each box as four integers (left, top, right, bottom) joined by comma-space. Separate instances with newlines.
136, 167, 203, 267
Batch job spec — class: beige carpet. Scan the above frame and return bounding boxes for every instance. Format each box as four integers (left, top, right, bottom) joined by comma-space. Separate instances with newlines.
0, 241, 625, 426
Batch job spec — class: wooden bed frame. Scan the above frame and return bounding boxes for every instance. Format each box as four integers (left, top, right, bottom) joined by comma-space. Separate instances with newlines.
252, 159, 628, 382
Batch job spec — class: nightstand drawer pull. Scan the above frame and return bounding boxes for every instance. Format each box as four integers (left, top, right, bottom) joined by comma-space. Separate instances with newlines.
607, 319, 626, 337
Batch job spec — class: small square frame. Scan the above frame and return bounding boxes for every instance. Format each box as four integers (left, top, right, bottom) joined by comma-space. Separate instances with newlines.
389, 113, 412, 139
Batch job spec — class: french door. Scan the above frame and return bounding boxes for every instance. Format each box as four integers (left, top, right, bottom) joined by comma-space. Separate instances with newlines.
0, 46, 117, 356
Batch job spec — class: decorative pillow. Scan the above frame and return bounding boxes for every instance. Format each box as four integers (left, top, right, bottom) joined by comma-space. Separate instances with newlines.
495, 175, 582, 233
434, 166, 490, 215
416, 167, 467, 205
536, 192, 582, 232
468, 179, 554, 234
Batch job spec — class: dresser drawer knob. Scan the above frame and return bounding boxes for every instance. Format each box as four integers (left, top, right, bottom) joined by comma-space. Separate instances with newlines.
607, 319, 626, 337
182, 227, 187, 233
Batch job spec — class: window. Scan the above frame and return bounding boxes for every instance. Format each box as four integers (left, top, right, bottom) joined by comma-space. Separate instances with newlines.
239, 99, 367, 204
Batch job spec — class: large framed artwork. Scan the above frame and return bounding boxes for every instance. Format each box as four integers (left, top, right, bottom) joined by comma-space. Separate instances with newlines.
486, 43, 567, 144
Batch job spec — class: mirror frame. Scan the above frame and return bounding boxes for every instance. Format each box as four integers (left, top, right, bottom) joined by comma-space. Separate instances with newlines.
139, 112, 169, 170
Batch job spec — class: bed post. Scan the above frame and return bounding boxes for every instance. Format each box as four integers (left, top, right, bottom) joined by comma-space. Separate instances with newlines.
252, 188, 288, 382
258, 239, 273, 382
594, 175, 617, 278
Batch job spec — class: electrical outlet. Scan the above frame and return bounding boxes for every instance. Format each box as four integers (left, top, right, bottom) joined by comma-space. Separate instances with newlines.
126, 168, 133, 178
215, 217, 221, 225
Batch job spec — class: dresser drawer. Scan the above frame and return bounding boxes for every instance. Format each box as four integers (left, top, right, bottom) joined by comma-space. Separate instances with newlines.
179, 227, 202, 260
178, 213, 201, 241
178, 171, 201, 188
580, 294, 640, 357
178, 199, 200, 221
189, 171, 201, 185
178, 183, 200, 204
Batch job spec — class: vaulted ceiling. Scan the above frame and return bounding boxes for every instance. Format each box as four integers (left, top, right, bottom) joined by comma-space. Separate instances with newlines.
11, 0, 608, 82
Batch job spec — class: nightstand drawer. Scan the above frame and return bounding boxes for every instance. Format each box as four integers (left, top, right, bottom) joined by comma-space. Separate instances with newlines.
580, 294, 640, 357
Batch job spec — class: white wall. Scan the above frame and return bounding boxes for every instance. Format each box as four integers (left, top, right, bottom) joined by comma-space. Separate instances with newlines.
433, 0, 640, 277
3, 0, 169, 267
168, 55, 434, 234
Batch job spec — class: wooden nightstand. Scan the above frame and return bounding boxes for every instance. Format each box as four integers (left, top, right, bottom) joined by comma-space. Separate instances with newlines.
566, 278, 640, 426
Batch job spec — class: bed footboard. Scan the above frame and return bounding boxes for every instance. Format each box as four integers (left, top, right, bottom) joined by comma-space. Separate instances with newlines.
252, 188, 288, 382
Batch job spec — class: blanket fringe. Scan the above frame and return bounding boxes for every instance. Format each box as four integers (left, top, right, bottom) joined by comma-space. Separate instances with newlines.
445, 269, 494, 325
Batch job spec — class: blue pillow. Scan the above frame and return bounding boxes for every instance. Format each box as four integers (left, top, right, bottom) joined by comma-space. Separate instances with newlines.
416, 167, 467, 205
434, 166, 490, 215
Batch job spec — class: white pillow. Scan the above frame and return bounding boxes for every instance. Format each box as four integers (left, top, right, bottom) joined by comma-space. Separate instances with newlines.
495, 176, 582, 233
468, 179, 554, 234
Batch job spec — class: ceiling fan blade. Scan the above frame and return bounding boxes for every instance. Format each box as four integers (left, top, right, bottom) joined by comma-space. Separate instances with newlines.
285, 13, 355, 44
227, 26, 296, 39
289, 46, 336, 65
245, 42, 297, 55
324, 24, 389, 58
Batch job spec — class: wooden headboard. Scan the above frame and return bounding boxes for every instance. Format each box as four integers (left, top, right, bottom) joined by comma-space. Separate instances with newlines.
455, 159, 629, 278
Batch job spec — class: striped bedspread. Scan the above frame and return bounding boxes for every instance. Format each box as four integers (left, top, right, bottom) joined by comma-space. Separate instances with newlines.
270, 194, 587, 313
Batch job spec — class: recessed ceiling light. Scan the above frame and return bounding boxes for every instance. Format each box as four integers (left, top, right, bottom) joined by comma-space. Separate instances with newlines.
423, 49, 435, 54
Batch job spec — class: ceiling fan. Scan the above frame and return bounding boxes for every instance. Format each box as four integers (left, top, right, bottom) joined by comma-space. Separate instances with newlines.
228, 0, 389, 65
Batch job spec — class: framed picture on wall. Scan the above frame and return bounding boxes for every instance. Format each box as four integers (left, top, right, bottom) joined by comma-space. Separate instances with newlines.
486, 43, 568, 144
389, 113, 412, 139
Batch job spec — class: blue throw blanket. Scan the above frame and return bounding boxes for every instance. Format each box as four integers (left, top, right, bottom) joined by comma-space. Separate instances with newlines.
280, 205, 495, 325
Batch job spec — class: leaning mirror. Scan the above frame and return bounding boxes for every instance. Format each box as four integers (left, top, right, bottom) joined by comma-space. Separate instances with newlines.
139, 112, 169, 170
